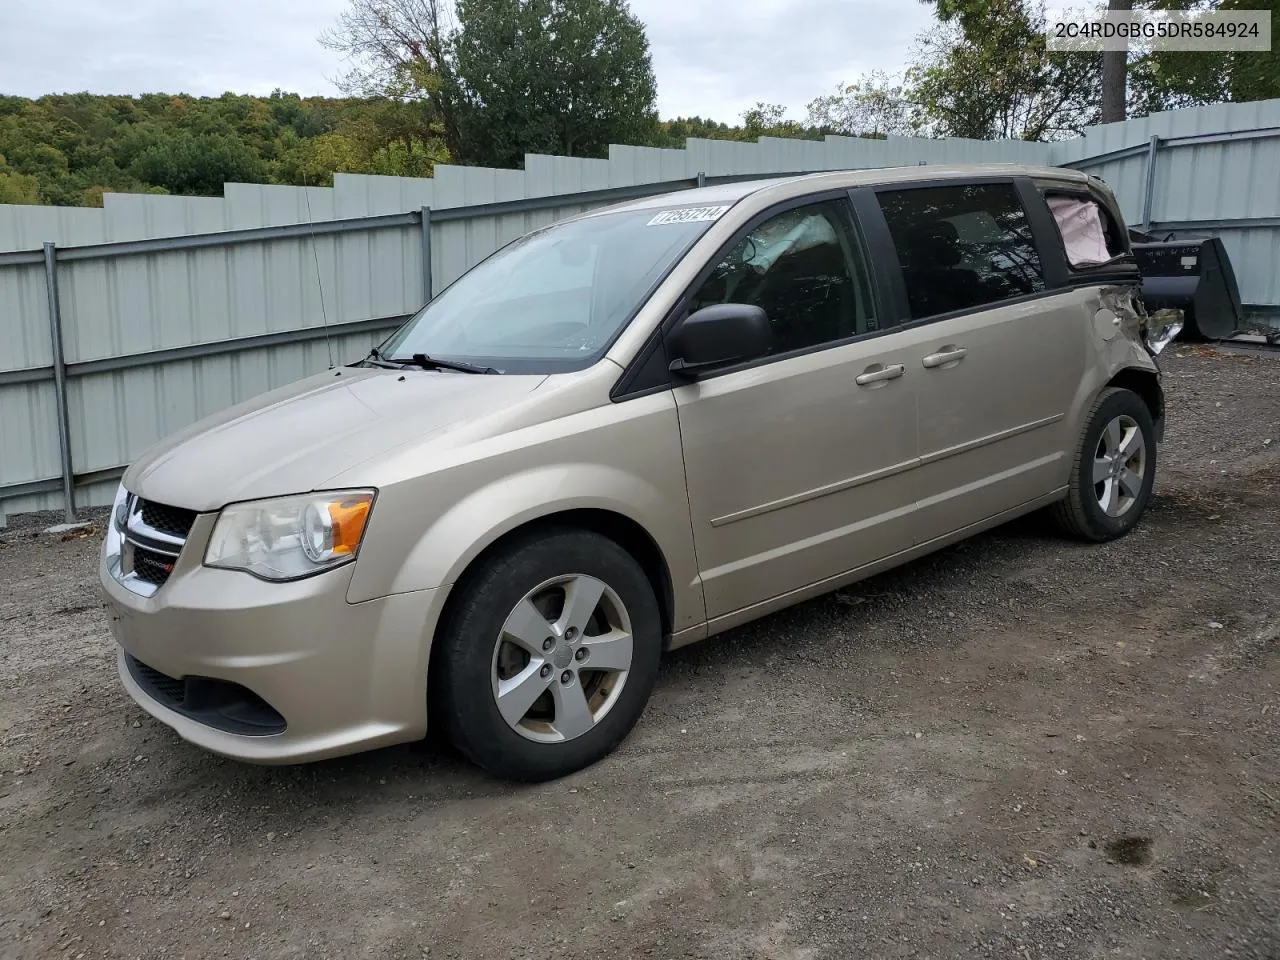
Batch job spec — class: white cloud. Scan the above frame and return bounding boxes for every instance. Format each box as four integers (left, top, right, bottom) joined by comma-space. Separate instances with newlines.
0, 0, 936, 122
638, 0, 934, 121
0, 0, 351, 98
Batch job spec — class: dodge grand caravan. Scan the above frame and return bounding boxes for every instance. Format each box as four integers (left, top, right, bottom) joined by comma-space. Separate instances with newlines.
101, 164, 1174, 781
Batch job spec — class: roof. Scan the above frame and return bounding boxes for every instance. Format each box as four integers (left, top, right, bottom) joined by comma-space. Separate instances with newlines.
600, 163, 1091, 216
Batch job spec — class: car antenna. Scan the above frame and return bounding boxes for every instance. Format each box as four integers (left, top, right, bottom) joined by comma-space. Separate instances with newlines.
301, 168, 335, 370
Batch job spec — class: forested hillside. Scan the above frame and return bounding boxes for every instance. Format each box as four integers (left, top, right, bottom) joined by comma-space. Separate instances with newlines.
0, 91, 820, 207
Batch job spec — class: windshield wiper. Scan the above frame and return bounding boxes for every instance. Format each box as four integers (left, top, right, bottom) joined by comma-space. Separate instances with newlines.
362, 346, 403, 369
393, 353, 500, 375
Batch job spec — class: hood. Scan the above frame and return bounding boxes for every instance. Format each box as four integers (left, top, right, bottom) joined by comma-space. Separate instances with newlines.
123, 367, 548, 512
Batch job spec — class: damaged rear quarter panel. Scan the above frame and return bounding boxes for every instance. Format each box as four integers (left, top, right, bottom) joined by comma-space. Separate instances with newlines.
1062, 283, 1164, 448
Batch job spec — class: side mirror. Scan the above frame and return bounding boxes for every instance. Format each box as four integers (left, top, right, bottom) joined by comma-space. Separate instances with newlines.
667, 303, 771, 377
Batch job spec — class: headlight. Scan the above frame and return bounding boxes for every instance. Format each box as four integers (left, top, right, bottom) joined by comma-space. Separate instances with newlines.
110, 481, 130, 531
204, 490, 375, 581
104, 482, 130, 566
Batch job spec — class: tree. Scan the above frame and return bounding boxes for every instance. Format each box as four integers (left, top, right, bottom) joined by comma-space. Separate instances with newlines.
805, 72, 920, 138
131, 132, 269, 195
277, 131, 365, 186
319, 0, 460, 157
1129, 0, 1280, 112
322, 0, 659, 167
1101, 0, 1134, 122
451, 0, 658, 166
649, 115, 748, 147
739, 103, 787, 131
740, 102, 821, 140
0, 163, 40, 204
911, 0, 1100, 140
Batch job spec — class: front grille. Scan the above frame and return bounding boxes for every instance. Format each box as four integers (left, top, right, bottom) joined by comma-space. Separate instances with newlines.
139, 500, 197, 540
121, 497, 196, 591
131, 547, 176, 586
125, 654, 287, 736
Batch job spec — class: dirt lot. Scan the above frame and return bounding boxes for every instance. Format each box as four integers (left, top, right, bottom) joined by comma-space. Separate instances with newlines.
2, 348, 1278, 960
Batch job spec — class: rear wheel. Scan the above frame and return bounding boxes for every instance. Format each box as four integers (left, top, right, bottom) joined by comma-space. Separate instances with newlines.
1050, 387, 1157, 542
433, 529, 662, 781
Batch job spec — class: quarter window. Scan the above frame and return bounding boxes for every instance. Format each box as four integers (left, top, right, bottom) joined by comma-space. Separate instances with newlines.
1046, 193, 1127, 267
688, 200, 878, 356
878, 183, 1046, 321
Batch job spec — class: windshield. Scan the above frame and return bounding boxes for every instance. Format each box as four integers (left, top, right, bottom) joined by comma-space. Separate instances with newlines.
375, 204, 732, 374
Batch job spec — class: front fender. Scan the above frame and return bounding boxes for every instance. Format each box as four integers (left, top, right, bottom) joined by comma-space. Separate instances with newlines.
343, 391, 704, 633
391, 464, 680, 598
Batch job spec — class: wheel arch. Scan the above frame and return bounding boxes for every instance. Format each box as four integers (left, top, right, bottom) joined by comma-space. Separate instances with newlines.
427, 508, 677, 689
1106, 366, 1165, 440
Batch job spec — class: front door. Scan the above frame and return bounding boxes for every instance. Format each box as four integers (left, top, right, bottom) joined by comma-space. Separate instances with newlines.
672, 197, 921, 621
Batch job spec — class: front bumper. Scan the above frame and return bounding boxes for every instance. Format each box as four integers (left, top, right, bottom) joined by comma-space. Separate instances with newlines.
100, 518, 440, 764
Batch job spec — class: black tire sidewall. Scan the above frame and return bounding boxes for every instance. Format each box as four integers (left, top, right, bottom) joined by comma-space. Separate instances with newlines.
1074, 389, 1157, 540
436, 530, 662, 781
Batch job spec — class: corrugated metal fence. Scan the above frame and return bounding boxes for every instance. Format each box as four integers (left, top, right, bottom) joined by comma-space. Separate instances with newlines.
1, 100, 1278, 523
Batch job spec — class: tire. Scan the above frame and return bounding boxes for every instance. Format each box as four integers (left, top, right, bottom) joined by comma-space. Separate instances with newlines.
1050, 387, 1157, 542
431, 528, 662, 782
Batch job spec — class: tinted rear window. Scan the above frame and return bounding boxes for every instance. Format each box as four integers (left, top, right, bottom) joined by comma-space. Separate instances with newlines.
878, 183, 1046, 321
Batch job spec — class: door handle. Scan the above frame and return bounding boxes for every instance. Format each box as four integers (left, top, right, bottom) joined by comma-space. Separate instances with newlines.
855, 363, 906, 386
922, 346, 968, 369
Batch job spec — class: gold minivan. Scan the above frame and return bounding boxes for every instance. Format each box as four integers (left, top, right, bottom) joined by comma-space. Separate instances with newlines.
100, 164, 1174, 781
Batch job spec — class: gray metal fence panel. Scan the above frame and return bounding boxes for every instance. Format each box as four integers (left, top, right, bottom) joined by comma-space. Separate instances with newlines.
0, 204, 107, 253
100, 193, 229, 240
67, 327, 387, 476
0, 262, 52, 371
0, 381, 62, 516
1155, 137, 1280, 224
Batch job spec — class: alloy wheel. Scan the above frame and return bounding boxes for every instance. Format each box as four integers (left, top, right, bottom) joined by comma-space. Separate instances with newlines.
1093, 414, 1147, 518
490, 574, 633, 743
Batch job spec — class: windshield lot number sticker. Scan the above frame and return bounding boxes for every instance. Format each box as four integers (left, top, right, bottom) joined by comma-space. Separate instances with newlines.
647, 205, 731, 226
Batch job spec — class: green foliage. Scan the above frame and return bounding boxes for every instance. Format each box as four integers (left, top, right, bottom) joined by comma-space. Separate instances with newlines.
648, 116, 746, 147
911, 0, 1100, 140
319, 0, 460, 156
648, 108, 828, 148
923, 0, 1280, 123
368, 137, 449, 177
0, 91, 451, 206
451, 0, 659, 166
0, 166, 41, 204
132, 132, 268, 195
0, 84, 829, 208
805, 73, 920, 138
1130, 0, 1280, 112
322, 0, 660, 167
740, 102, 826, 140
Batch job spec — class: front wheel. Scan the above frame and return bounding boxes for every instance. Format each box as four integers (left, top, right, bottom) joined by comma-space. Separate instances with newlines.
1050, 387, 1157, 542
432, 529, 662, 782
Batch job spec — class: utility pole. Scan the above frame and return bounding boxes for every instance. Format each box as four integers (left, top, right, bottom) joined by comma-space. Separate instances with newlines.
1100, 0, 1133, 123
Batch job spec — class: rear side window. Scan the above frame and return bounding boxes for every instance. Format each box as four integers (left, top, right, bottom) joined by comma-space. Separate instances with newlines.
877, 183, 1046, 321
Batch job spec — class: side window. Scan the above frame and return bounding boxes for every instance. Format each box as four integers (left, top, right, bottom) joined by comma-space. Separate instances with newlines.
1046, 193, 1127, 267
878, 183, 1046, 321
688, 200, 878, 355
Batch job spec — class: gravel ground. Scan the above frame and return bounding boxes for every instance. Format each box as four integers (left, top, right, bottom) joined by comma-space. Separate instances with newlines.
1, 348, 1278, 960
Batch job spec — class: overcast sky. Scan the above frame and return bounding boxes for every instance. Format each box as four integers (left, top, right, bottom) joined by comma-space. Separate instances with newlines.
0, 0, 939, 123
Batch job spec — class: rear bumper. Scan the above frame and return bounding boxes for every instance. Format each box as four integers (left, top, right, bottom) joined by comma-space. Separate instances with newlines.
101, 548, 440, 765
